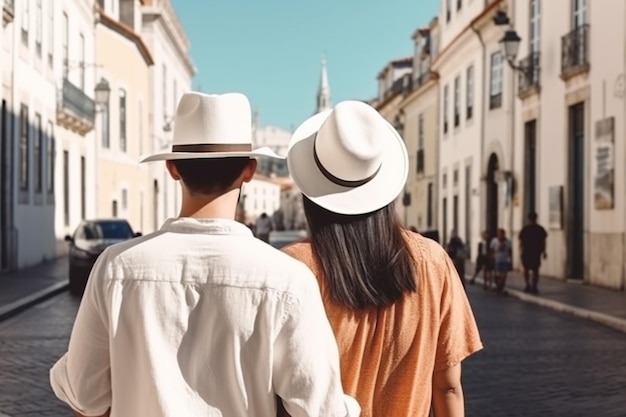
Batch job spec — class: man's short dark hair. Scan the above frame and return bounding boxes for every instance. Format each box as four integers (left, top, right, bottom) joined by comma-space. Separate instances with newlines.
173, 157, 251, 195
528, 212, 538, 221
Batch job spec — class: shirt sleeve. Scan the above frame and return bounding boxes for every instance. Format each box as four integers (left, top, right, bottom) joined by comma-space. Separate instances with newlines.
49, 250, 112, 416
272, 267, 360, 417
434, 250, 483, 371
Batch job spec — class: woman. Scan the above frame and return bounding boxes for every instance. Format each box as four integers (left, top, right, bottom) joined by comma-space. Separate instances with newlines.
282, 101, 483, 417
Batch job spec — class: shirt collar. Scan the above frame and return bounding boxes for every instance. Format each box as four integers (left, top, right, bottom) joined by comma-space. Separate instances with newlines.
159, 217, 254, 236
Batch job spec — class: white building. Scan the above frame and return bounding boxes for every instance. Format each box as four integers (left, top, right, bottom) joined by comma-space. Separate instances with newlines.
432, 0, 511, 252
505, 0, 626, 289
0, 0, 98, 270
252, 120, 291, 178
141, 0, 195, 231
240, 174, 281, 223
1, 1, 16, 271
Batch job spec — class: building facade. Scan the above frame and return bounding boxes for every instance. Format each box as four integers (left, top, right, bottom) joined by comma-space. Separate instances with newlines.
142, 0, 195, 231
506, 0, 626, 289
1, 0, 15, 271
373, 57, 413, 225
240, 174, 282, 224
433, 0, 509, 252
397, 18, 441, 233
94, 0, 154, 234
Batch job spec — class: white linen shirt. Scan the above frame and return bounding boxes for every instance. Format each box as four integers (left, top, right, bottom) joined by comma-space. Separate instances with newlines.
50, 218, 359, 417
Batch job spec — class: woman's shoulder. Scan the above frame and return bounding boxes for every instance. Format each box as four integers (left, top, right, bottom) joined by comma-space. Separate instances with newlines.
403, 231, 449, 267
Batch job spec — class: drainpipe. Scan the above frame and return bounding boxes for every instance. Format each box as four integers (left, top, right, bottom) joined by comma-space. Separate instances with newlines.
471, 23, 487, 236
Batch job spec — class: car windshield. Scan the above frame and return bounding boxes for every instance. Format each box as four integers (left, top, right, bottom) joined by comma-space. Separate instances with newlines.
82, 221, 133, 240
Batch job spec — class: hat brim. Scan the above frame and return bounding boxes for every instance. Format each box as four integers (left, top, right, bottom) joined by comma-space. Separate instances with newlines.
287, 110, 409, 215
139, 146, 284, 163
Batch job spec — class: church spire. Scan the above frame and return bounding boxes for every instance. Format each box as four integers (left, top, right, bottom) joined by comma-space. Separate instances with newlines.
316, 56, 331, 114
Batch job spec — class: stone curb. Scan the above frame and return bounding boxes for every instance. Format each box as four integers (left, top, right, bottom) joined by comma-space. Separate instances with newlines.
0, 280, 69, 322
467, 276, 626, 334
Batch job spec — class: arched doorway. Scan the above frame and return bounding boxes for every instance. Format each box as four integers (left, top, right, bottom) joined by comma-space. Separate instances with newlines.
486, 153, 499, 239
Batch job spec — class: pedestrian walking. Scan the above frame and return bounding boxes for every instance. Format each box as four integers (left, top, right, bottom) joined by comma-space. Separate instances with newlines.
49, 92, 360, 417
446, 230, 467, 287
469, 230, 494, 290
255, 212, 274, 243
490, 228, 512, 294
519, 212, 548, 294
283, 100, 482, 417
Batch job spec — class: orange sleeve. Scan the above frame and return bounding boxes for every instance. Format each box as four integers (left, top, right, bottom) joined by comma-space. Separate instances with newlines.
433, 250, 483, 371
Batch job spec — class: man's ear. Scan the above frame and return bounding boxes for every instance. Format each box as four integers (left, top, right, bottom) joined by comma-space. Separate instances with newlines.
242, 158, 257, 183
165, 160, 181, 181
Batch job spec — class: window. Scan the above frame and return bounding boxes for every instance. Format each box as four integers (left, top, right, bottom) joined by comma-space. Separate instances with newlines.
572, 0, 587, 28
112, 200, 118, 218
35, 0, 42, 56
21, 0, 29, 45
121, 188, 128, 210
162, 64, 167, 114
466, 66, 474, 119
119, 88, 127, 152
79, 33, 85, 90
489, 52, 503, 109
443, 172, 447, 189
443, 85, 449, 134
529, 0, 540, 53
418, 114, 424, 150
453, 76, 460, 127
80, 156, 86, 219
19, 105, 29, 191
34, 113, 42, 193
46, 121, 55, 193
48, 2, 54, 66
445, 0, 451, 21
457, 0, 462, 11
63, 150, 69, 226
138, 99, 143, 155
427, 182, 433, 227
62, 12, 68, 79
453, 169, 459, 186
101, 103, 110, 148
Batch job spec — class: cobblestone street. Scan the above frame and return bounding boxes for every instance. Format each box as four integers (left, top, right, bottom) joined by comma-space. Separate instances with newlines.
0, 287, 625, 416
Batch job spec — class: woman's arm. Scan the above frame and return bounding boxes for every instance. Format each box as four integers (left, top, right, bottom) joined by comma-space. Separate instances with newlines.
432, 363, 464, 417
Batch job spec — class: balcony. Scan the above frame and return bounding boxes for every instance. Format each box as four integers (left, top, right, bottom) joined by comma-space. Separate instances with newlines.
416, 149, 425, 174
3, 0, 14, 26
518, 52, 541, 99
561, 24, 590, 80
56, 78, 95, 135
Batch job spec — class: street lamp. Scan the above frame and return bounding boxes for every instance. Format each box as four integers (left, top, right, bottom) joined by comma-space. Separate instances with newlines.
94, 77, 111, 107
499, 29, 522, 64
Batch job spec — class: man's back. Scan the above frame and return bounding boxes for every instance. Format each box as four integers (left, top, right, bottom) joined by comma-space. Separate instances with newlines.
519, 223, 547, 257
51, 218, 350, 417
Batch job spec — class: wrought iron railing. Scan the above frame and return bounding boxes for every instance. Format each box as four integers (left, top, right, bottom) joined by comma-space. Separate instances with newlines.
59, 78, 95, 124
518, 52, 540, 95
561, 24, 590, 75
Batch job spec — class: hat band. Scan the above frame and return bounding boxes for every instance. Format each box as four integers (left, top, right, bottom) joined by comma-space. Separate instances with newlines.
313, 137, 381, 188
172, 143, 252, 153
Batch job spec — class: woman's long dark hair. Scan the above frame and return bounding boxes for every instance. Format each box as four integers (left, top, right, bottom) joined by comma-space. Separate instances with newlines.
303, 196, 417, 309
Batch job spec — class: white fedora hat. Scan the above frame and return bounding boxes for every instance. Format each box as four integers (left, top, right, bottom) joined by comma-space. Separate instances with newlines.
140, 92, 283, 162
287, 100, 408, 215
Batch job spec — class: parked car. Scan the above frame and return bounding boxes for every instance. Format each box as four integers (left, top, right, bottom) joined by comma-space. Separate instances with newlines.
268, 230, 308, 249
65, 219, 141, 295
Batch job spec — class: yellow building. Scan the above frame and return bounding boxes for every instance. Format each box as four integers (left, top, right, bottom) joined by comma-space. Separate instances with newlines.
94, 1, 154, 234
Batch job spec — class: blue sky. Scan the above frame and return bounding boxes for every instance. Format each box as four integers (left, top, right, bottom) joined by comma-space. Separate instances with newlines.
171, 1, 439, 130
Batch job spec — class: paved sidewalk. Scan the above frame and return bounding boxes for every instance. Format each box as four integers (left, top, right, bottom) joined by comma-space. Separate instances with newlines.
464, 261, 626, 333
0, 257, 69, 322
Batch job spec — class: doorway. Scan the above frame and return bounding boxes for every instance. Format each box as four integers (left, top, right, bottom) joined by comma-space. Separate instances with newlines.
464, 165, 472, 257
486, 153, 500, 239
524, 120, 537, 217
1, 100, 9, 270
567, 102, 585, 279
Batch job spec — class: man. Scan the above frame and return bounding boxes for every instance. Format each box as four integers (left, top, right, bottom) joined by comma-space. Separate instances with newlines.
519, 211, 548, 294
255, 212, 274, 243
49, 92, 359, 417
446, 229, 467, 287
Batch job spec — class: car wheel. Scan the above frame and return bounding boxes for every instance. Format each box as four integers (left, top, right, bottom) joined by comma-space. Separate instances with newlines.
68, 266, 86, 296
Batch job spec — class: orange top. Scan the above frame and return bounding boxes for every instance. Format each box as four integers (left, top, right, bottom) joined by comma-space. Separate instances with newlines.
283, 232, 483, 417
